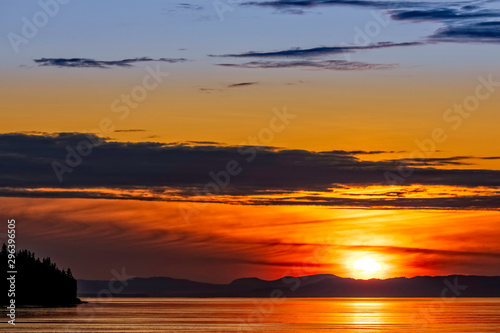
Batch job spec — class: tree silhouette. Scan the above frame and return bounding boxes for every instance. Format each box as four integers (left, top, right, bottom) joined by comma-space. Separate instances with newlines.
1, 244, 80, 306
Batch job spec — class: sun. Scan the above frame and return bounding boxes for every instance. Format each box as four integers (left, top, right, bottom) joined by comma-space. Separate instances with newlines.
352, 257, 382, 273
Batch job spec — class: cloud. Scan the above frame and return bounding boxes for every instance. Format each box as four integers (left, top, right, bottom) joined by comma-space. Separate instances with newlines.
18, 131, 51, 135
275, 8, 308, 15
227, 82, 259, 88
245, 195, 500, 210
218, 60, 397, 70
285, 80, 307, 85
249, 241, 500, 259
243, 0, 424, 10
348, 245, 500, 259
198, 82, 259, 93
161, 2, 214, 21
2, 132, 499, 190
245, 0, 499, 16
383, 156, 475, 166
114, 129, 147, 133
186, 141, 224, 145
213, 42, 421, 70
245, 0, 500, 44
213, 42, 422, 58
33, 57, 187, 68
176, 3, 204, 10
390, 8, 500, 22
330, 150, 400, 155
431, 21, 500, 42
198, 87, 223, 93
0, 133, 499, 210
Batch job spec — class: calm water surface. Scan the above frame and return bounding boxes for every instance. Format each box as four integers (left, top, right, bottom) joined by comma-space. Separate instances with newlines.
2, 298, 500, 332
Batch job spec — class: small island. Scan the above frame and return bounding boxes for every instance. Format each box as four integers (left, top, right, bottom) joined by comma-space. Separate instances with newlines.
1, 244, 81, 307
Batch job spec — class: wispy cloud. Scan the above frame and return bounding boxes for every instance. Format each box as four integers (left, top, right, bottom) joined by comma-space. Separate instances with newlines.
213, 42, 422, 58
218, 60, 396, 70
390, 8, 500, 22
227, 82, 259, 88
246, 0, 500, 44
198, 87, 223, 93
213, 42, 421, 70
176, 3, 204, 10
243, 0, 425, 10
186, 140, 223, 145
33, 57, 187, 68
114, 129, 147, 133
431, 21, 500, 43
274, 8, 308, 15
198, 82, 259, 93
383, 156, 475, 166
245, 194, 500, 210
247, 241, 500, 259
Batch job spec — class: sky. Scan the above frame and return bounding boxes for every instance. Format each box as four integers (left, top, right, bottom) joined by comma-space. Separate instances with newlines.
0, 0, 499, 283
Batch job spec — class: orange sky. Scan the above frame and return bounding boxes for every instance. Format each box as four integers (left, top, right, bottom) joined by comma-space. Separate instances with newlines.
1, 0, 500, 283
3, 196, 499, 282
1, 65, 499, 169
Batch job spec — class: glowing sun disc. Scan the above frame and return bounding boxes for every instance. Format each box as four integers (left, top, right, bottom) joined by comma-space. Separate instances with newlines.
353, 258, 382, 272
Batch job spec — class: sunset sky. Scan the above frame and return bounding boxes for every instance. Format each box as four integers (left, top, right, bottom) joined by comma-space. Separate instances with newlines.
1, 0, 499, 283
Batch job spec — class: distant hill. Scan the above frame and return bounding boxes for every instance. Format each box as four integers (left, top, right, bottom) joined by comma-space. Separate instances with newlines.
78, 274, 500, 298
0, 244, 81, 306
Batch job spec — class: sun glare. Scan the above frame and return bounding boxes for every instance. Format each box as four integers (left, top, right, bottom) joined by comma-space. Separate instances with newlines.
353, 258, 382, 273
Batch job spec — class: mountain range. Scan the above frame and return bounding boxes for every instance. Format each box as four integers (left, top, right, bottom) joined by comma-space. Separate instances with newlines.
78, 274, 500, 298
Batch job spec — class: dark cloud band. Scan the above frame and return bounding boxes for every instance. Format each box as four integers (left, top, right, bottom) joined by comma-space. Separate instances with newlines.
33, 57, 187, 68
0, 133, 499, 210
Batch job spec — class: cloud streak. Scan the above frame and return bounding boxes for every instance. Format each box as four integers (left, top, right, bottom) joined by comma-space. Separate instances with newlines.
114, 129, 147, 133
243, 0, 426, 10
218, 60, 396, 70
33, 57, 187, 68
227, 82, 259, 88
213, 42, 421, 71
390, 8, 500, 22
245, 0, 500, 44
431, 21, 500, 43
213, 42, 422, 58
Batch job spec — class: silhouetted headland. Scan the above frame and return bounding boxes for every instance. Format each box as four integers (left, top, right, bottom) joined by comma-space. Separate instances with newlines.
1, 244, 81, 306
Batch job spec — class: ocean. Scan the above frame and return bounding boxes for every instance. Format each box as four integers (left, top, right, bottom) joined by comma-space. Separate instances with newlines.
2, 297, 500, 332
